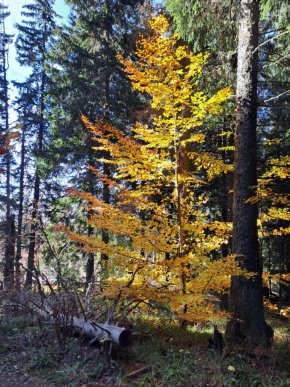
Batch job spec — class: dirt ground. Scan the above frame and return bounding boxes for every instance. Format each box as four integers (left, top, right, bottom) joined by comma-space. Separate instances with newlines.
0, 365, 45, 387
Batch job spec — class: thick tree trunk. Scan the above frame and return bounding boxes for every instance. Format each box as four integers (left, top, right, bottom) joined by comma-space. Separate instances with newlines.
65, 318, 132, 347
226, 0, 270, 346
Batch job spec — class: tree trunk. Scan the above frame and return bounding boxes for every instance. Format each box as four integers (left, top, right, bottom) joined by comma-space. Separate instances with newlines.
25, 47, 46, 288
15, 123, 26, 289
65, 318, 132, 347
2, 17, 14, 289
85, 146, 96, 285
100, 0, 111, 274
25, 174, 40, 288
226, 0, 270, 346
3, 216, 16, 290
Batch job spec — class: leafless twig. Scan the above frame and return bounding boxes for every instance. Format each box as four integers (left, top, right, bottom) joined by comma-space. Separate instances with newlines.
253, 30, 289, 54
264, 90, 290, 103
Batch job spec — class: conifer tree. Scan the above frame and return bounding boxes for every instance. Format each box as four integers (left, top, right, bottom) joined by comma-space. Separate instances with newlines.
15, 0, 56, 288
46, 0, 144, 283
225, 0, 270, 346
0, 4, 15, 289
257, 1, 290, 288
167, 0, 290, 322
13, 78, 39, 287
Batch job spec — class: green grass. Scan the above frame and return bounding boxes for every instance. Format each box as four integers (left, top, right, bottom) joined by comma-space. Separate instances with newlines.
0, 313, 290, 386
0, 314, 35, 334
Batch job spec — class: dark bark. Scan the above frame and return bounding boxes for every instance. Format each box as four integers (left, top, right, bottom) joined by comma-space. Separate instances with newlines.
15, 123, 26, 289
85, 252, 95, 284
85, 146, 96, 284
100, 163, 110, 268
226, 0, 270, 346
219, 120, 234, 311
2, 18, 14, 289
86, 206, 95, 285
0, 10, 15, 289
85, 0, 113, 283
25, 48, 46, 288
25, 174, 41, 288
3, 216, 16, 289
100, 0, 111, 272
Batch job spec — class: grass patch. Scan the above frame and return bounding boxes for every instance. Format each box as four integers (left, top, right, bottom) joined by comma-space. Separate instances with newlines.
0, 314, 35, 335
0, 312, 290, 386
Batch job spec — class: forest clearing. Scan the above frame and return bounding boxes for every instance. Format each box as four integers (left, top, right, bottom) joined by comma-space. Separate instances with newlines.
0, 0, 289, 386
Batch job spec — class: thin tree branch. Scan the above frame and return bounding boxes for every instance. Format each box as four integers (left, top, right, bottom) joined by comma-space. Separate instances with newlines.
264, 90, 290, 103
253, 30, 289, 53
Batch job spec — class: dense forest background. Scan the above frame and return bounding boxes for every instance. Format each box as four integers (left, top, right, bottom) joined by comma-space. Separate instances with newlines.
0, 0, 289, 384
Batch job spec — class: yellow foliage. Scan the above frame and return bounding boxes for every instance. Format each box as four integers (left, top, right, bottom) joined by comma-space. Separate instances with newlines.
66, 15, 245, 323
263, 272, 290, 318
258, 154, 290, 237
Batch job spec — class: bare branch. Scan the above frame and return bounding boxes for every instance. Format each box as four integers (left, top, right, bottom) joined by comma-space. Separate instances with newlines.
264, 90, 290, 103
253, 30, 289, 54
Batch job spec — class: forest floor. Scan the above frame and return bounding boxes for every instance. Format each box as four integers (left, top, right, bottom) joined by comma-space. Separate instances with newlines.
0, 307, 290, 386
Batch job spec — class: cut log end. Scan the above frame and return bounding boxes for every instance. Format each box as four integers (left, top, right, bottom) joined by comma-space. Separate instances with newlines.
119, 329, 132, 347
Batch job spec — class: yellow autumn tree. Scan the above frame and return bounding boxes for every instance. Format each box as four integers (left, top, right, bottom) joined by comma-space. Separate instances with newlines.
258, 155, 290, 237
65, 15, 247, 323
258, 154, 290, 317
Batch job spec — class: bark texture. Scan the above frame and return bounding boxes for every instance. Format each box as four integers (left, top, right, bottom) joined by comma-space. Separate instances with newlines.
3, 216, 16, 290
67, 318, 132, 347
25, 66, 45, 288
2, 19, 14, 289
15, 123, 26, 288
226, 0, 270, 346
100, 0, 112, 275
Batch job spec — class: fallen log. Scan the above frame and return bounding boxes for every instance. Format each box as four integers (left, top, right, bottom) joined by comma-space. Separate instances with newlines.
7, 297, 132, 347
66, 316, 132, 347
9, 301, 132, 347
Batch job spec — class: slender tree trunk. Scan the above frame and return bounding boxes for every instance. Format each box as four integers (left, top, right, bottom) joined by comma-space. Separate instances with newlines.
226, 0, 270, 346
100, 72, 111, 268
174, 110, 192, 322
86, 160, 95, 284
15, 123, 26, 289
25, 173, 40, 288
175, 127, 187, 322
100, 0, 111, 275
85, 0, 112, 285
2, 22, 14, 289
4, 216, 16, 289
219, 119, 234, 310
85, 50, 111, 284
25, 55, 45, 288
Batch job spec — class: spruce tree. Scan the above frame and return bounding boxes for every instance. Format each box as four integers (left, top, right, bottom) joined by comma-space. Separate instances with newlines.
46, 0, 144, 283
225, 0, 270, 346
167, 0, 290, 329
0, 3, 14, 290
13, 78, 38, 287
15, 0, 56, 288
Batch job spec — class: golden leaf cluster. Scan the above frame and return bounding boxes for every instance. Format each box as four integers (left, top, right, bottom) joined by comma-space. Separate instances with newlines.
66, 15, 246, 323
